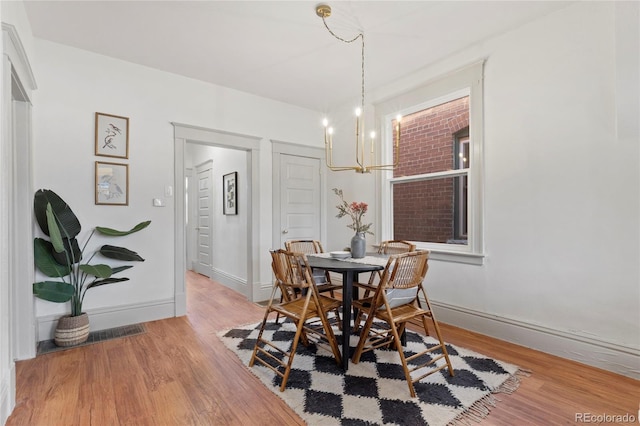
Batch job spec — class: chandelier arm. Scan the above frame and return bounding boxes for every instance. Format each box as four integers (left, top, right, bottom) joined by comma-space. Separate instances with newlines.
317, 4, 400, 174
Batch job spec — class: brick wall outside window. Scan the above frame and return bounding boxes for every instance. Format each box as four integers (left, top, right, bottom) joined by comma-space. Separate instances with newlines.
393, 96, 469, 243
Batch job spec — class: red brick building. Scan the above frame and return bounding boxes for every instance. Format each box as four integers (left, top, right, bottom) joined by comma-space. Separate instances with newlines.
392, 96, 469, 244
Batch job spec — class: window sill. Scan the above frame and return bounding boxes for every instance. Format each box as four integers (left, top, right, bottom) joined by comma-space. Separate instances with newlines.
371, 244, 485, 265
424, 249, 485, 265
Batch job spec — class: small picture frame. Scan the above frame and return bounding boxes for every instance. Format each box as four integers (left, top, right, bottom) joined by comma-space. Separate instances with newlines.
95, 112, 129, 158
223, 172, 238, 215
95, 161, 129, 206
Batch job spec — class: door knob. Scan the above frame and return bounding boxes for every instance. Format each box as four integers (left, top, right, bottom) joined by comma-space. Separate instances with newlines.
282, 229, 289, 234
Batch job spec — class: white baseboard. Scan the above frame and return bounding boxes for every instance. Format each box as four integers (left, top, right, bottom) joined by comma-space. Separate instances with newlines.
209, 268, 272, 303
36, 298, 175, 343
432, 300, 640, 380
254, 280, 274, 303
0, 362, 15, 426
211, 268, 248, 296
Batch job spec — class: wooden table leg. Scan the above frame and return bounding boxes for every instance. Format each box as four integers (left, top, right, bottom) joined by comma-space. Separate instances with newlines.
341, 271, 353, 371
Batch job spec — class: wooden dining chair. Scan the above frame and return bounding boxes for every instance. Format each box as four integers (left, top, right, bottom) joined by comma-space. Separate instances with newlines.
351, 251, 454, 398
249, 249, 343, 392
285, 239, 343, 326
377, 240, 417, 255
284, 240, 342, 292
353, 240, 415, 330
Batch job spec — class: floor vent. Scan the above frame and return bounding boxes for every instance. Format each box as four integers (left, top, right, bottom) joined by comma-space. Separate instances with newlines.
37, 323, 147, 355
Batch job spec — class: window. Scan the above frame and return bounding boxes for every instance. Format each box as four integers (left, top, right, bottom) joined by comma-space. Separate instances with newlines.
377, 62, 484, 264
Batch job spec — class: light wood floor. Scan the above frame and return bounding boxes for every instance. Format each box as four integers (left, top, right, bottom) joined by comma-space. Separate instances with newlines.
8, 271, 639, 425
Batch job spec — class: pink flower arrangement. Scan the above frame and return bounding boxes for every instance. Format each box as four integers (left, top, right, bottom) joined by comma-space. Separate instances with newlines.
333, 188, 373, 235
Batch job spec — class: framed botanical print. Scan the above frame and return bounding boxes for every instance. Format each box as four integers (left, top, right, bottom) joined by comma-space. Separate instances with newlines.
95, 161, 129, 205
223, 172, 237, 215
95, 112, 129, 158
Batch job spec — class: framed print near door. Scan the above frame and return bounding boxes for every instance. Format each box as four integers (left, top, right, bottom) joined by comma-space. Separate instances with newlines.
223, 171, 237, 215
95, 112, 129, 158
95, 161, 129, 205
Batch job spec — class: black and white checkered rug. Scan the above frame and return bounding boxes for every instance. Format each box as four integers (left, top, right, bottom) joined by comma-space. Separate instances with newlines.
218, 319, 526, 426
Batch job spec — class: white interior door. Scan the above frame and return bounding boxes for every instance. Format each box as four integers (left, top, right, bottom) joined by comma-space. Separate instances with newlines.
280, 155, 321, 248
195, 160, 213, 277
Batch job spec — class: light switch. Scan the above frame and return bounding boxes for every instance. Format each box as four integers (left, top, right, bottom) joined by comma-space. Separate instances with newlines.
153, 198, 165, 207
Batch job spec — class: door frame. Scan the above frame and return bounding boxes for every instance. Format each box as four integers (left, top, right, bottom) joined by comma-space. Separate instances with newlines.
272, 141, 327, 250
173, 123, 261, 314
3, 24, 38, 364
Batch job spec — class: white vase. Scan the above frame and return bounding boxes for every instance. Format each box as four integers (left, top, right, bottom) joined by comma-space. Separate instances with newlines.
350, 232, 366, 258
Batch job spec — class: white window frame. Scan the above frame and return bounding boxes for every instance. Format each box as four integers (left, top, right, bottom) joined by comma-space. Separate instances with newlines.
376, 61, 485, 265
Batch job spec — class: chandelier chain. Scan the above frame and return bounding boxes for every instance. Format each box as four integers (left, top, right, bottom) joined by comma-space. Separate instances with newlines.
321, 16, 365, 109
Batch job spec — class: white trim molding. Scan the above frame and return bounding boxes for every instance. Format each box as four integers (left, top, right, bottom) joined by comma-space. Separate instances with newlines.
432, 300, 640, 379
2, 22, 38, 425
377, 61, 485, 264
1, 23, 37, 92
0, 363, 15, 426
210, 268, 247, 297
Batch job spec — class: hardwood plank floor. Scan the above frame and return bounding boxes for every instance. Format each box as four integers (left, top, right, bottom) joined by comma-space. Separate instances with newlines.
7, 271, 638, 425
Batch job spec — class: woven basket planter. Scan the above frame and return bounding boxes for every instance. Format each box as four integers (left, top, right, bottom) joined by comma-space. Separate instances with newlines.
54, 313, 90, 347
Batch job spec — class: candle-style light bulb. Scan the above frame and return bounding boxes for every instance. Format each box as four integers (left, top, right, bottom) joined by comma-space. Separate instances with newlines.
328, 127, 334, 135
370, 131, 375, 154
323, 118, 329, 127
355, 107, 362, 117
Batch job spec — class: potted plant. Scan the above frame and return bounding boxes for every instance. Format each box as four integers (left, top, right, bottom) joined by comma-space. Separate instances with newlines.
33, 189, 150, 347
332, 188, 373, 258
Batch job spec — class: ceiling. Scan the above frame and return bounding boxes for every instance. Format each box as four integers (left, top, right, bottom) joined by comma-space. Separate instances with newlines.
23, 1, 572, 112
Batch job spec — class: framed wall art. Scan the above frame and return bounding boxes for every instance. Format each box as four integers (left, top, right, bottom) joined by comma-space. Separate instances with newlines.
223, 172, 237, 215
95, 112, 129, 158
95, 161, 129, 206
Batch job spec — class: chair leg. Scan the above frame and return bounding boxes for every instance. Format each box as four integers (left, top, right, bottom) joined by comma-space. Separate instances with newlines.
275, 293, 283, 324
315, 305, 342, 367
249, 309, 273, 368
351, 309, 377, 364
327, 289, 342, 331
426, 313, 454, 377
353, 306, 365, 332
279, 316, 308, 392
387, 319, 417, 398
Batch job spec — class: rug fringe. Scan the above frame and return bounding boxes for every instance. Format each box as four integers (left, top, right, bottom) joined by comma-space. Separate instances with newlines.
448, 368, 531, 425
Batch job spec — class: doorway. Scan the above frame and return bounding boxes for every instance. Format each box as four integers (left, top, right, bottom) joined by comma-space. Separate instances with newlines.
173, 124, 261, 314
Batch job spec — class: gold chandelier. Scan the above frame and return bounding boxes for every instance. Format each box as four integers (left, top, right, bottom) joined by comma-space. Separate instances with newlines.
316, 4, 401, 174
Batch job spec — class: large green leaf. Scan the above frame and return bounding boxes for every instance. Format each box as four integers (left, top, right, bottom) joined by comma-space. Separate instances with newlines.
86, 277, 129, 290
110, 265, 133, 275
51, 237, 82, 266
95, 221, 151, 236
34, 189, 81, 238
46, 204, 64, 253
99, 245, 145, 261
79, 264, 112, 278
33, 281, 74, 303
33, 238, 71, 278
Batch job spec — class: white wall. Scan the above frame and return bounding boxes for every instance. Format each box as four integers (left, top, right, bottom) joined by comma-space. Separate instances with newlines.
326, 1, 639, 377
29, 38, 322, 339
